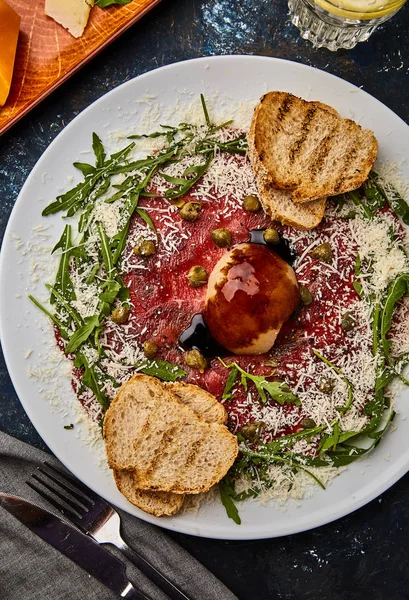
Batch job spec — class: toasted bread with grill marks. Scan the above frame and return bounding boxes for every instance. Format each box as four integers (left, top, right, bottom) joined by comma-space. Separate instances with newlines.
105, 374, 237, 497
113, 471, 184, 516
164, 381, 227, 425
111, 381, 227, 516
248, 107, 326, 229
251, 91, 378, 204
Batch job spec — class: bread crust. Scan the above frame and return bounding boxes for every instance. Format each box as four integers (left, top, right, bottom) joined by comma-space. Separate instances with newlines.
251, 91, 378, 204
104, 375, 237, 509
248, 109, 326, 230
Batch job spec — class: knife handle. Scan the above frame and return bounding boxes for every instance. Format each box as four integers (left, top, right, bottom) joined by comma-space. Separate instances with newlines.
116, 539, 191, 600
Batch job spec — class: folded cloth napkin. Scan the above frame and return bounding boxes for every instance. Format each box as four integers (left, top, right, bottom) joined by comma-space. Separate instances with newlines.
0, 431, 237, 600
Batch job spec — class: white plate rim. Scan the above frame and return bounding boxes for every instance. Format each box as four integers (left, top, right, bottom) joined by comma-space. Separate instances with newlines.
1, 55, 409, 540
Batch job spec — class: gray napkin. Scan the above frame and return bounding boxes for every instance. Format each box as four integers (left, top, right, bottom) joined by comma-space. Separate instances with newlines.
0, 431, 237, 600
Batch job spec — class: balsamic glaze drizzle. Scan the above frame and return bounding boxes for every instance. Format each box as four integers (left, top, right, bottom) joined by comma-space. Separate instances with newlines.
249, 229, 297, 266
178, 230, 298, 359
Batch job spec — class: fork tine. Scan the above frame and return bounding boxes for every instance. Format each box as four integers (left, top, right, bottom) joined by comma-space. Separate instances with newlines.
44, 461, 100, 503
38, 466, 93, 508
26, 480, 81, 523
30, 470, 87, 516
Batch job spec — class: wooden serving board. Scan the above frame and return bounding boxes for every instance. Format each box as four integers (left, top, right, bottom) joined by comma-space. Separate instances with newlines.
0, 0, 162, 135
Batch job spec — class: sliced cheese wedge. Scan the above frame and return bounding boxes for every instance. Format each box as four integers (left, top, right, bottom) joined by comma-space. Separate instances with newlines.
0, 0, 21, 107
45, 0, 94, 39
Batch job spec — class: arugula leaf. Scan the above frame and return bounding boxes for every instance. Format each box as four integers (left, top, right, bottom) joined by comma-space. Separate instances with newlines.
222, 366, 238, 400
28, 295, 70, 340
219, 481, 241, 525
74, 353, 109, 411
240, 445, 326, 489
328, 410, 396, 466
97, 222, 115, 278
92, 132, 106, 168
369, 171, 409, 225
99, 281, 121, 304
353, 281, 363, 297
51, 225, 76, 305
42, 142, 135, 217
66, 315, 100, 354
85, 263, 100, 285
348, 189, 373, 220
363, 177, 387, 212
223, 361, 300, 405
135, 359, 187, 382
135, 208, 158, 240
200, 94, 211, 128
381, 274, 409, 364
95, 0, 132, 6
46, 284, 82, 328
73, 162, 96, 176
161, 155, 213, 200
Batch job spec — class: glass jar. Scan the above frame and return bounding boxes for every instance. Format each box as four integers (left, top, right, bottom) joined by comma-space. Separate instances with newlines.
288, 0, 407, 51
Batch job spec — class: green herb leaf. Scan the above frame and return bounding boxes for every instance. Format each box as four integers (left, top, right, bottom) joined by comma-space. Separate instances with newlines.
97, 222, 115, 278
92, 132, 106, 167
369, 171, 409, 225
222, 366, 238, 400
161, 155, 213, 200
381, 274, 409, 364
95, 0, 132, 6
99, 281, 121, 304
200, 94, 211, 128
135, 359, 187, 382
46, 284, 82, 328
51, 225, 76, 305
219, 481, 241, 524
223, 362, 300, 405
73, 162, 96, 176
28, 295, 70, 340
66, 315, 100, 354
135, 208, 158, 240
74, 352, 109, 411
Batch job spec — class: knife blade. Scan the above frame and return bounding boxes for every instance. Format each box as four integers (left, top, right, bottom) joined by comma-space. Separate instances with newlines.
0, 493, 151, 600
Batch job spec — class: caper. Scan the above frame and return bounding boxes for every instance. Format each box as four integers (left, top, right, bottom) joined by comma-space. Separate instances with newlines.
187, 265, 208, 288
299, 285, 313, 306
243, 194, 261, 212
263, 228, 280, 244
300, 418, 316, 429
309, 241, 333, 263
240, 421, 266, 442
319, 377, 334, 394
341, 311, 355, 331
111, 305, 130, 324
134, 239, 156, 257
180, 201, 202, 222
211, 228, 232, 248
184, 349, 207, 373
143, 340, 158, 359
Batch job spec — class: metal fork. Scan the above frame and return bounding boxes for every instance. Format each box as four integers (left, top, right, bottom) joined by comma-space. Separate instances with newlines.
27, 461, 191, 600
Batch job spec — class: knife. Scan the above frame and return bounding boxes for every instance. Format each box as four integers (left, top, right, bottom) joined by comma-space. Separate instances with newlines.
0, 493, 151, 600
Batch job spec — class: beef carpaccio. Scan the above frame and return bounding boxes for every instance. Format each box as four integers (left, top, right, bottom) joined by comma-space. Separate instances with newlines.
36, 111, 409, 515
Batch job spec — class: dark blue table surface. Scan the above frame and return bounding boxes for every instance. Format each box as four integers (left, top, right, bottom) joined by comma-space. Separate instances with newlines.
1, 1, 409, 598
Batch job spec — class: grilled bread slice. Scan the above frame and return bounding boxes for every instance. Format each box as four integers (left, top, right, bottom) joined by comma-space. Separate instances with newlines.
113, 471, 184, 516
105, 374, 237, 496
112, 381, 227, 516
248, 109, 326, 229
251, 91, 378, 204
164, 381, 227, 425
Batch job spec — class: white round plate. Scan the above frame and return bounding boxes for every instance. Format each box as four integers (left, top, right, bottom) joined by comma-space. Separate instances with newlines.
1, 56, 409, 540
